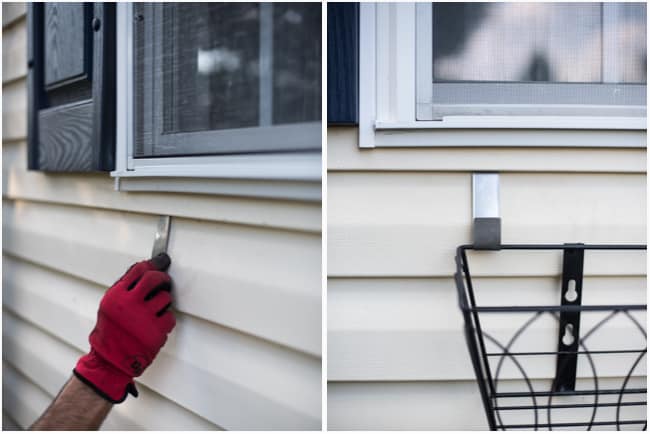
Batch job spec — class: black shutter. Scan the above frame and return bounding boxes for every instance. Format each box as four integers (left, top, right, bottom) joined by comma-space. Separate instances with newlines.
27, 3, 115, 172
327, 3, 359, 125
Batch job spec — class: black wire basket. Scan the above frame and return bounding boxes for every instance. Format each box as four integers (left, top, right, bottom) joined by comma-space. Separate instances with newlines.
455, 244, 647, 431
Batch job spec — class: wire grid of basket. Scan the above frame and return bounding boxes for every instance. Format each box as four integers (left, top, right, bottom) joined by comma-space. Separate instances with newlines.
454, 244, 647, 431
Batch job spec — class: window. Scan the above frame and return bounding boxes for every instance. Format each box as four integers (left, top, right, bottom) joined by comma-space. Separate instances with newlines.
417, 2, 647, 119
356, 3, 647, 148
133, 3, 320, 157
113, 3, 322, 200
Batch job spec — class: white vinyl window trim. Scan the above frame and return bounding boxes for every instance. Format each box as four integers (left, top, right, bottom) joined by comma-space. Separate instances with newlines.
111, 3, 321, 201
358, 3, 647, 149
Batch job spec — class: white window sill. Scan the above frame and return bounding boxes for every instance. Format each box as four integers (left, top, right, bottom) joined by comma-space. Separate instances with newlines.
376, 116, 647, 131
111, 152, 321, 202
113, 152, 321, 181
363, 118, 647, 149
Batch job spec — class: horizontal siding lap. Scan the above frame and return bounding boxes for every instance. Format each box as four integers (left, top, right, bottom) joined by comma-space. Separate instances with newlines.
2, 199, 320, 355
2, 363, 51, 429
329, 324, 646, 382
328, 381, 488, 430
2, 198, 156, 284
328, 127, 647, 173
2, 3, 26, 28
2, 79, 27, 141
3, 311, 84, 396
328, 227, 644, 277
329, 377, 647, 430
168, 218, 321, 355
327, 127, 646, 429
2, 411, 21, 431
328, 171, 471, 277
328, 172, 646, 277
501, 173, 646, 243
2, 254, 320, 429
2, 14, 26, 84
2, 310, 220, 430
328, 277, 646, 381
3, 142, 320, 233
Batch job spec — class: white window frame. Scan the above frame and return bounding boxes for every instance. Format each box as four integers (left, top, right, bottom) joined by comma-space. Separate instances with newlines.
111, 3, 321, 201
358, 3, 647, 149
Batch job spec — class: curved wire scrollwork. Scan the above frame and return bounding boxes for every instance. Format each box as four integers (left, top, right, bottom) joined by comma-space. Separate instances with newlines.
480, 310, 646, 431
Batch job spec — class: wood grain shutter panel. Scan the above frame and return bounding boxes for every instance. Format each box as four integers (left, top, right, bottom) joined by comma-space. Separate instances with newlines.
327, 3, 359, 125
27, 3, 116, 172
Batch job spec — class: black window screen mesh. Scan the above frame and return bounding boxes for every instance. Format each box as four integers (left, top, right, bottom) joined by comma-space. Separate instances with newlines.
133, 3, 321, 158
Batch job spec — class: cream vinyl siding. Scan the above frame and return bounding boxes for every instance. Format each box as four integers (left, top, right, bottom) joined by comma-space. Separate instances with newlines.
2, 7, 321, 430
327, 127, 646, 430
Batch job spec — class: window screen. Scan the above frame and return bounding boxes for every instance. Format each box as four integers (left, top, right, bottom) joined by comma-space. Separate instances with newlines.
428, 2, 646, 114
134, 3, 321, 158
164, 3, 260, 133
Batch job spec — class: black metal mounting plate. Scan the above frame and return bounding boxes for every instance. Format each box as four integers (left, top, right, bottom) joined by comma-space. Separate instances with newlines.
552, 244, 585, 392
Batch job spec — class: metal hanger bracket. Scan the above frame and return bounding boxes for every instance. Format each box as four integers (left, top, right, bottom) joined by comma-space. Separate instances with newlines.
472, 173, 501, 250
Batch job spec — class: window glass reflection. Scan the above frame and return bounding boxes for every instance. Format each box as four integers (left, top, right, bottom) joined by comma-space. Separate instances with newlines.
273, 3, 321, 124
165, 3, 260, 133
432, 3, 647, 84
163, 2, 321, 135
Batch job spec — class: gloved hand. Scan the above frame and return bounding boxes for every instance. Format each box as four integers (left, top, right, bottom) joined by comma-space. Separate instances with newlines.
74, 253, 176, 403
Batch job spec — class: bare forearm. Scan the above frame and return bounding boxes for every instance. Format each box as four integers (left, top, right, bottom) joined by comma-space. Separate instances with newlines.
30, 376, 112, 430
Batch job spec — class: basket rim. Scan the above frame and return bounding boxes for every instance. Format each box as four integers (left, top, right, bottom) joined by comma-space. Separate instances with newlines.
454, 243, 647, 314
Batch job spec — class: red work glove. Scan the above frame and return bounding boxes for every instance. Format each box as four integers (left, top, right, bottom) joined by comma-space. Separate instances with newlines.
73, 253, 176, 403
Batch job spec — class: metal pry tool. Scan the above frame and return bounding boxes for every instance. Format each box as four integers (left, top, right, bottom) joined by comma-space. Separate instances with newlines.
151, 215, 172, 257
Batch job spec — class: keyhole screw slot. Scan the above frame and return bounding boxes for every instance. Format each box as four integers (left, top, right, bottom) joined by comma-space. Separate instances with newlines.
564, 279, 578, 302
562, 323, 576, 346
